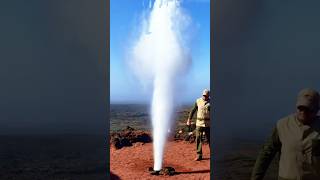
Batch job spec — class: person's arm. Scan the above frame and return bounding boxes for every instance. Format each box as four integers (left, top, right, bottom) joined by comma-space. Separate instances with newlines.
186, 102, 197, 125
206, 102, 210, 111
251, 127, 281, 180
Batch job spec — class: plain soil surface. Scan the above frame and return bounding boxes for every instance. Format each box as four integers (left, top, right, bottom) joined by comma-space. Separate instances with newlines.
110, 141, 210, 180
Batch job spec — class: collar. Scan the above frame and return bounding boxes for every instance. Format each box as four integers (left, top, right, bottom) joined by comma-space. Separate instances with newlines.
294, 115, 304, 127
294, 114, 319, 128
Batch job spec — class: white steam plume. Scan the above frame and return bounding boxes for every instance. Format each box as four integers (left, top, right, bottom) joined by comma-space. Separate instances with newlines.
130, 0, 192, 171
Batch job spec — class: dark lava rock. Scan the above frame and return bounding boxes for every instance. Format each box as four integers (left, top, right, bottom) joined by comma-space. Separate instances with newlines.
125, 126, 134, 131
150, 170, 160, 175
111, 137, 122, 149
110, 126, 152, 149
119, 138, 132, 147
174, 124, 196, 142
174, 124, 209, 144
160, 167, 176, 176
149, 167, 176, 176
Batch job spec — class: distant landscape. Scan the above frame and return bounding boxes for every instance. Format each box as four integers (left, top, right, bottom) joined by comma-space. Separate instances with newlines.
110, 104, 192, 132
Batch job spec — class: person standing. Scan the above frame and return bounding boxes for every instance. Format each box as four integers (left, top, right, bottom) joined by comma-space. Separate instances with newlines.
187, 89, 211, 161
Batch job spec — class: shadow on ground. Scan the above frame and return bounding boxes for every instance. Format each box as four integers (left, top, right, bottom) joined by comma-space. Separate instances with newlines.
177, 169, 210, 174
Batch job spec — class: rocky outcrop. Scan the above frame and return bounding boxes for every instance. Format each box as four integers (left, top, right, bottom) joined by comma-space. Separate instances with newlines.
111, 124, 209, 150
174, 124, 209, 144
110, 126, 152, 149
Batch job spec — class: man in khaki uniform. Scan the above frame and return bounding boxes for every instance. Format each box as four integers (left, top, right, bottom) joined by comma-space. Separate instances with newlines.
187, 89, 210, 161
251, 88, 320, 180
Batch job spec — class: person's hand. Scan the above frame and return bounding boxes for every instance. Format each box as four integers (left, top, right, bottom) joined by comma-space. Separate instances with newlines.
186, 119, 191, 126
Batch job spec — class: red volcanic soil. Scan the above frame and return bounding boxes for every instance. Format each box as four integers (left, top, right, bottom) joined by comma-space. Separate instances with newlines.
110, 141, 210, 180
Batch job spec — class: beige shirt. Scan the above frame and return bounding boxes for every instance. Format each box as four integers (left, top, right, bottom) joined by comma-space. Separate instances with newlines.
196, 98, 210, 127
188, 97, 210, 127
277, 114, 320, 179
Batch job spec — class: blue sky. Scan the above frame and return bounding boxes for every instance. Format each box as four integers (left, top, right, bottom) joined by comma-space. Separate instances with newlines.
110, 0, 210, 104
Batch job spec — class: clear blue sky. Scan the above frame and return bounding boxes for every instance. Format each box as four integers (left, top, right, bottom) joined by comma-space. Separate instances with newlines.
110, 0, 210, 104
